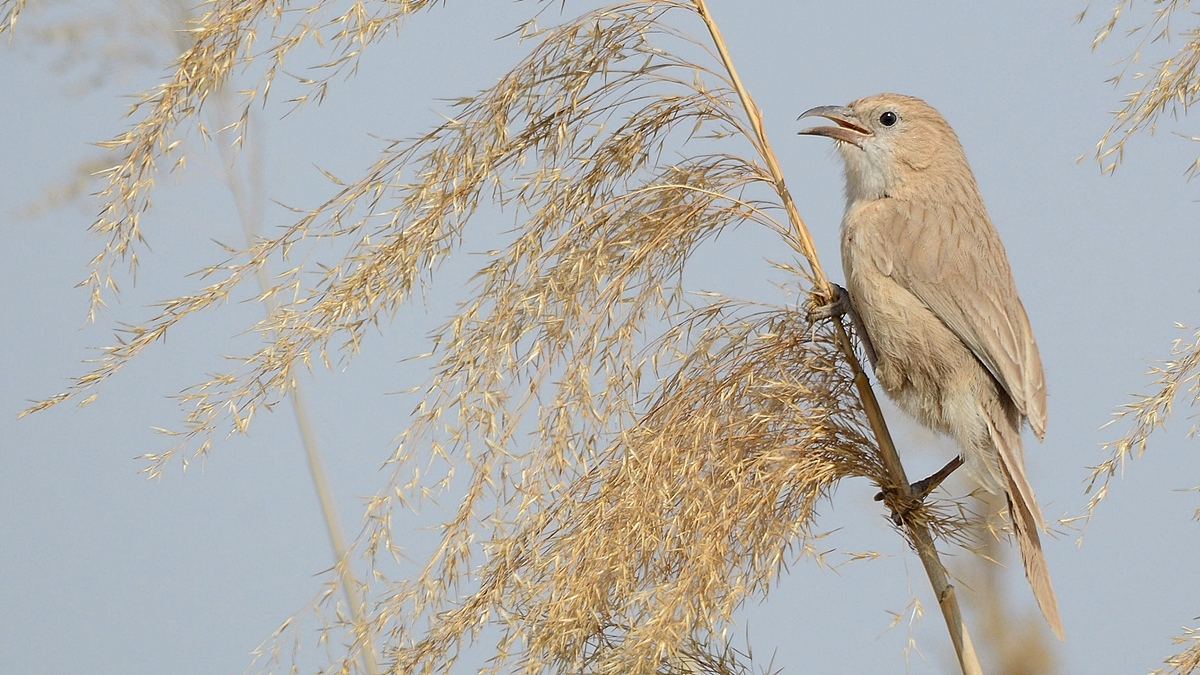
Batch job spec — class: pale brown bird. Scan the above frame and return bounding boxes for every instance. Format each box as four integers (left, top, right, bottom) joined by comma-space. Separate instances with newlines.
797, 93, 1063, 639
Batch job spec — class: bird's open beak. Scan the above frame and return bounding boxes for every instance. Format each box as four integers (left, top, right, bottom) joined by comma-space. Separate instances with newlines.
797, 105, 871, 147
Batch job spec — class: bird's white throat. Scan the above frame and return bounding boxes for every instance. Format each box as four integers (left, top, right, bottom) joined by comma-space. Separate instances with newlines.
838, 141, 894, 206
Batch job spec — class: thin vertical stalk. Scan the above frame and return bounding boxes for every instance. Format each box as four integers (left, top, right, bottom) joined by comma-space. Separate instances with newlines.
692, 2, 984, 673
212, 96, 380, 675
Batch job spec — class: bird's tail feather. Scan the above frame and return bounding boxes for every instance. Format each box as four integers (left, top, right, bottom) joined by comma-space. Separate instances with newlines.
984, 412, 1064, 640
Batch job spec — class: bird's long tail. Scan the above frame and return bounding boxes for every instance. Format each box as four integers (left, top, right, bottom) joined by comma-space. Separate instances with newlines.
984, 412, 1064, 640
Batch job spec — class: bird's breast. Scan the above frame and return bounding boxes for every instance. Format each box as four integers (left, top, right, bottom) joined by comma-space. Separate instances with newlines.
840, 203, 987, 436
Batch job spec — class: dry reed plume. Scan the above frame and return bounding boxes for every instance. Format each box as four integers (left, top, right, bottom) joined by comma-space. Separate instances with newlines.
17, 1, 989, 672
1083, 2, 1200, 672
1082, 323, 1200, 675
1088, 0, 1200, 175
1085, 326, 1200, 519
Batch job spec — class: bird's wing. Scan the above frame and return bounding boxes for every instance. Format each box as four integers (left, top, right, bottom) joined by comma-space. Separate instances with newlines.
868, 198, 1047, 438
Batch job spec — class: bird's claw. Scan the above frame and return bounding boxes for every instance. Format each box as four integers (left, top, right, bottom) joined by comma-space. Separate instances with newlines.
873, 481, 939, 526
873, 485, 922, 526
873, 456, 965, 526
807, 283, 851, 324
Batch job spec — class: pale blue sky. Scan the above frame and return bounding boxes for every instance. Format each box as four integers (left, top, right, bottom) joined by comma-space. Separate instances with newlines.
2, 2, 1199, 674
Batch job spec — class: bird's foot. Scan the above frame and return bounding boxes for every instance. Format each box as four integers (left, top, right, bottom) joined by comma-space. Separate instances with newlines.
806, 283, 879, 368
873, 456, 965, 525
806, 283, 852, 323
873, 485, 922, 526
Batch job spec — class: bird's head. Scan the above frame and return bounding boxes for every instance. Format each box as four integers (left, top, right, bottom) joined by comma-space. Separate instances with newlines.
798, 93, 969, 205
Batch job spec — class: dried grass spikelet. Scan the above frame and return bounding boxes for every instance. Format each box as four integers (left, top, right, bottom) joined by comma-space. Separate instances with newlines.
29, 0, 447, 319
1084, 325, 1200, 519
1153, 626, 1200, 675
1, 0, 24, 34
1079, 325, 1200, 675
656, 633, 781, 675
1086, 0, 1200, 174
17, 0, 449, 427
9, 1, 200, 218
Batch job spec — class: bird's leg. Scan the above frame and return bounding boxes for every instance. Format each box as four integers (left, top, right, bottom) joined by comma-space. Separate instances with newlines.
910, 455, 964, 501
874, 455, 965, 524
807, 283, 878, 368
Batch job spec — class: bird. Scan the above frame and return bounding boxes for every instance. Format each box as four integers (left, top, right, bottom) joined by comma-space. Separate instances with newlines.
797, 93, 1063, 639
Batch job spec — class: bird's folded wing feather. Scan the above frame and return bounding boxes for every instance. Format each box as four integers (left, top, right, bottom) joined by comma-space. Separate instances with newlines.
867, 199, 1047, 437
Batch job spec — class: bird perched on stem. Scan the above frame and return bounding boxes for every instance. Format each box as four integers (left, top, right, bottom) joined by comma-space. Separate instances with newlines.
798, 93, 1063, 639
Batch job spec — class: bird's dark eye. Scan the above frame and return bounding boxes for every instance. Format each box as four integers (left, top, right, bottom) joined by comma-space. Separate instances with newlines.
879, 111, 898, 127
